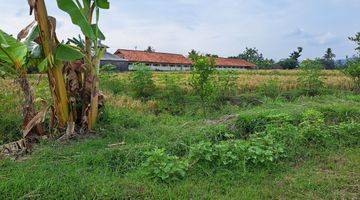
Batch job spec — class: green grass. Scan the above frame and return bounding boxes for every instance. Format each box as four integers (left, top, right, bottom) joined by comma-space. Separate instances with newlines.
0, 74, 359, 199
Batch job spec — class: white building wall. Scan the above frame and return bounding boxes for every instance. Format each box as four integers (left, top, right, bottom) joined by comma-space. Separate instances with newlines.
129, 63, 249, 71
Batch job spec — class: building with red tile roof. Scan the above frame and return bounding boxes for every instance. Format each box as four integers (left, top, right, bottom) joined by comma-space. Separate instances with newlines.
113, 49, 256, 71
214, 57, 256, 69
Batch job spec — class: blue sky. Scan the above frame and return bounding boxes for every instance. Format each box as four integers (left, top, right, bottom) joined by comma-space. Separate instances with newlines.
1, 0, 359, 60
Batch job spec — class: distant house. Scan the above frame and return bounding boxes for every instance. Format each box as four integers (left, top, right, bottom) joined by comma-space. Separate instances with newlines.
115, 49, 192, 71
100, 51, 129, 71
213, 57, 257, 70
114, 49, 256, 71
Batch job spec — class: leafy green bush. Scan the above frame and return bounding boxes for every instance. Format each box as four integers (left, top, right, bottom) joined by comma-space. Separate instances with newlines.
100, 64, 117, 74
144, 148, 189, 182
188, 141, 215, 164
189, 137, 285, 169
188, 140, 247, 169
261, 122, 303, 159
246, 134, 285, 166
235, 112, 297, 139
130, 63, 155, 98
189, 55, 216, 116
330, 122, 360, 147
343, 60, 360, 92
203, 124, 235, 142
299, 109, 329, 145
298, 59, 324, 96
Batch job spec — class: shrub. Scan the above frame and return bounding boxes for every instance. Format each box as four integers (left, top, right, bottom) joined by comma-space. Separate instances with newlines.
203, 124, 235, 142
189, 55, 216, 116
188, 141, 215, 164
188, 140, 247, 169
278, 58, 298, 69
130, 63, 155, 98
100, 64, 117, 74
330, 122, 360, 147
262, 122, 303, 159
343, 60, 360, 92
143, 148, 189, 182
299, 109, 329, 145
213, 141, 247, 167
246, 134, 285, 166
235, 114, 268, 138
235, 113, 296, 139
298, 59, 324, 96
189, 137, 284, 169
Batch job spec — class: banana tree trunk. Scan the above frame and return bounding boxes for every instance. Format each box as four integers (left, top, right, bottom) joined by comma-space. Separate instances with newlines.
18, 73, 45, 137
84, 6, 99, 130
88, 58, 100, 130
34, 0, 69, 128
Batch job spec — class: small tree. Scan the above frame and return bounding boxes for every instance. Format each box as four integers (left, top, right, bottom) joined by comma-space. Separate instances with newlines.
188, 49, 198, 61
277, 47, 303, 70
343, 60, 360, 93
349, 32, 360, 55
290, 47, 303, 62
230, 47, 275, 69
322, 48, 336, 70
298, 59, 324, 96
130, 63, 155, 98
145, 46, 155, 53
189, 53, 215, 116
277, 58, 298, 70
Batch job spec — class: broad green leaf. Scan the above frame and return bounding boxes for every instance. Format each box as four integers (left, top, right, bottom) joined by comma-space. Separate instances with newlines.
37, 57, 48, 72
0, 30, 27, 67
95, 0, 110, 9
56, 0, 95, 40
82, 0, 91, 15
91, 24, 105, 40
55, 44, 84, 61
0, 32, 8, 47
0, 62, 18, 76
24, 25, 40, 51
30, 45, 42, 59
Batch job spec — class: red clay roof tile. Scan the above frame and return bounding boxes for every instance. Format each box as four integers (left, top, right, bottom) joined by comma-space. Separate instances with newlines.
114, 49, 256, 68
214, 57, 256, 68
115, 49, 192, 65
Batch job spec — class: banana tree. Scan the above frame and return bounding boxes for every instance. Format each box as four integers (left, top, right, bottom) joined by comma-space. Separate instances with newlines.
27, 0, 108, 136
56, 0, 108, 130
0, 29, 45, 139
